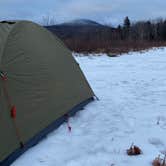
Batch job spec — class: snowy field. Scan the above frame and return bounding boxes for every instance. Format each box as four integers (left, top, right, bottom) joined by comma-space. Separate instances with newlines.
12, 48, 166, 166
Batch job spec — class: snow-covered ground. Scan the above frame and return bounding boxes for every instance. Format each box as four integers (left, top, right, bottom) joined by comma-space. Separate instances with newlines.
12, 48, 166, 166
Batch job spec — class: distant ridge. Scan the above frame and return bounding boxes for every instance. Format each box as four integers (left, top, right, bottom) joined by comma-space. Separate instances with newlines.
46, 19, 113, 38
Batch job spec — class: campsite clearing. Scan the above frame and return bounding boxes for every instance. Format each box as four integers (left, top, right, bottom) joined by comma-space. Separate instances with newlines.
13, 48, 166, 166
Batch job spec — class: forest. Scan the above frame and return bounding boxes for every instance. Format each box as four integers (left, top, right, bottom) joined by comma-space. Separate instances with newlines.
47, 17, 166, 53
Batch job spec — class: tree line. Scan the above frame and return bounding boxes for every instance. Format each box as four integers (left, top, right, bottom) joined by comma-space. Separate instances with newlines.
116, 17, 166, 41
47, 17, 166, 53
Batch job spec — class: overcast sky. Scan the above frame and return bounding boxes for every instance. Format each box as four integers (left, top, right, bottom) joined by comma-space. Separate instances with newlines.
0, 0, 166, 25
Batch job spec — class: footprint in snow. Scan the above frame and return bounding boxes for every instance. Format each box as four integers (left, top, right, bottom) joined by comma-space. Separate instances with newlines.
148, 137, 166, 152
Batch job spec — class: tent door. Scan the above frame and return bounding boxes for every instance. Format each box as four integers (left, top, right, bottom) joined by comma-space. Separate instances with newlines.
0, 82, 20, 162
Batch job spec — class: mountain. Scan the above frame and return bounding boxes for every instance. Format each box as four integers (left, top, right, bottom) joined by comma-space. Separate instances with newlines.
46, 19, 114, 39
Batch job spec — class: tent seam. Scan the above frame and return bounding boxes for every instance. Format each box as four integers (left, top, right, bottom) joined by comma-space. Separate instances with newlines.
0, 22, 21, 68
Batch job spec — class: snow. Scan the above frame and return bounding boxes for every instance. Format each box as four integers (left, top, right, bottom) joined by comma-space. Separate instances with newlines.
12, 47, 166, 166
60, 19, 101, 26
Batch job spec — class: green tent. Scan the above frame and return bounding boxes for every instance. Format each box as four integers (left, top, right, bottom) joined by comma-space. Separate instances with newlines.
0, 21, 94, 166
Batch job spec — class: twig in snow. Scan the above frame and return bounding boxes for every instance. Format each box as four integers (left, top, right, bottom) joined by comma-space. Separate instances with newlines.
127, 143, 142, 156
152, 154, 166, 166
157, 117, 161, 125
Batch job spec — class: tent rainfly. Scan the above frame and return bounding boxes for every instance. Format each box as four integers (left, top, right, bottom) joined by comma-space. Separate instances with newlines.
0, 21, 94, 166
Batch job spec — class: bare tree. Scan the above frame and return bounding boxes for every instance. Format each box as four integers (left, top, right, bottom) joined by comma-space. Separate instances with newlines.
41, 14, 57, 26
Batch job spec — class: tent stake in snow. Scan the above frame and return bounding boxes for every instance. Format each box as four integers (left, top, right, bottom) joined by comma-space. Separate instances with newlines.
65, 114, 72, 132
94, 95, 99, 101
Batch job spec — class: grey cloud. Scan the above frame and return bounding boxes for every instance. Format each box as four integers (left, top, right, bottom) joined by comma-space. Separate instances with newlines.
0, 0, 166, 25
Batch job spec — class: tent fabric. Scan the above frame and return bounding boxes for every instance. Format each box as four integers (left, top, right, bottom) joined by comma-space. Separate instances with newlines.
0, 21, 94, 165
0, 22, 15, 61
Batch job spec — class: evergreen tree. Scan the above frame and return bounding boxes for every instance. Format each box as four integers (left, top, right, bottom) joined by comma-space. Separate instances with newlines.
124, 16, 131, 30
123, 16, 131, 39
